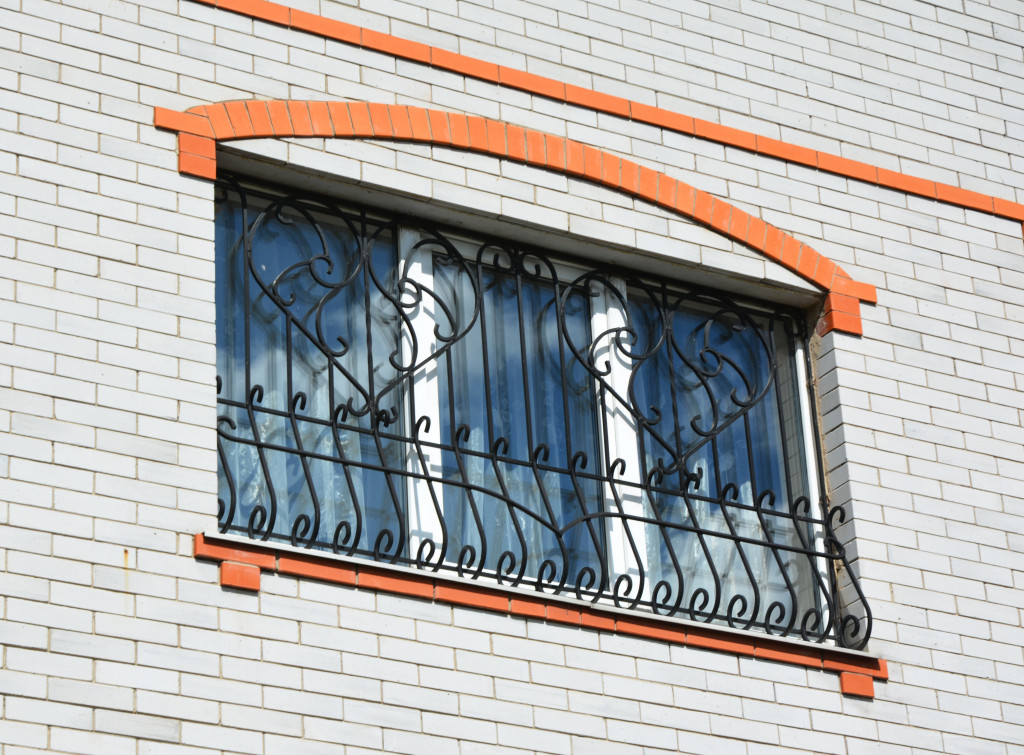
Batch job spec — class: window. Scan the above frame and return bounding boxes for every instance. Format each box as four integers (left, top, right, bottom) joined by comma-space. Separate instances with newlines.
214, 175, 869, 648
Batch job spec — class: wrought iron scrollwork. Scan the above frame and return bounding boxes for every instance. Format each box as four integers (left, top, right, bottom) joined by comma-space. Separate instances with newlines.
214, 176, 872, 649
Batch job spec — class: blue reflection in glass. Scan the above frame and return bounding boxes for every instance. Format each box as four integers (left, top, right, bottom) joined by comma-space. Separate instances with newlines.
433, 254, 605, 586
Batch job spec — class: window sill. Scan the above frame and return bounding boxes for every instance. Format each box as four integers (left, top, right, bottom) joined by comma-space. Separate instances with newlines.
194, 531, 886, 698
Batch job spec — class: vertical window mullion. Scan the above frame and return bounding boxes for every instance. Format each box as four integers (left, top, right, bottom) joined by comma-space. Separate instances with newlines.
400, 227, 446, 568
593, 277, 652, 604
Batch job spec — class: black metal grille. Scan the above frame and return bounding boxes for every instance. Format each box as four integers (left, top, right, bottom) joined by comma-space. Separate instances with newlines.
214, 176, 872, 649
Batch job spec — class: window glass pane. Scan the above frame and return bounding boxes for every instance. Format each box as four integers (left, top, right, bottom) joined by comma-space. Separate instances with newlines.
215, 185, 406, 553
625, 288, 817, 629
430, 247, 605, 588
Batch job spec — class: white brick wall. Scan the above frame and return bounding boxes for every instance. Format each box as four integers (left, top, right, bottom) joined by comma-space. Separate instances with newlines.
2, 0, 1023, 752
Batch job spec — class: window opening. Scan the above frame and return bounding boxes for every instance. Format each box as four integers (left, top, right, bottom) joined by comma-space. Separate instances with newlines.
214, 175, 871, 648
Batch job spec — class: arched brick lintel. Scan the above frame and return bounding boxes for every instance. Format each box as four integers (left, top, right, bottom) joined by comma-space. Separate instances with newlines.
154, 100, 877, 336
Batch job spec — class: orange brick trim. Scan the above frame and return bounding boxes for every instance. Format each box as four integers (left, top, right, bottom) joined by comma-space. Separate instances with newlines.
155, 101, 875, 335
194, 532, 887, 697
220, 560, 261, 591
178, 0, 1024, 225
839, 671, 876, 698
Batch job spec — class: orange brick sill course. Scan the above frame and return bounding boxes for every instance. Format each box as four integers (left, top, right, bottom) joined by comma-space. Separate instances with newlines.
180, 0, 1024, 228
155, 100, 874, 336
195, 532, 887, 699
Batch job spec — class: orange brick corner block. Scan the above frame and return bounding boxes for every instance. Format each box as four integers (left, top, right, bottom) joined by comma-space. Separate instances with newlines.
153, 106, 214, 137
221, 561, 261, 592
839, 671, 875, 698
817, 310, 863, 337
178, 152, 217, 180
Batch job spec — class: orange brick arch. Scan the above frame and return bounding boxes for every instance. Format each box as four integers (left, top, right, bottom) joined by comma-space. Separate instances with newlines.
154, 100, 877, 335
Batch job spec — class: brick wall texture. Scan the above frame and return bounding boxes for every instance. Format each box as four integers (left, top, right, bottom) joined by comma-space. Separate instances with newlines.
2, 0, 1023, 752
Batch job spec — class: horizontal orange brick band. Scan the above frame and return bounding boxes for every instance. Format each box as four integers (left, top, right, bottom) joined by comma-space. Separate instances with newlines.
156, 100, 877, 336
193, 532, 887, 696
179, 0, 1024, 225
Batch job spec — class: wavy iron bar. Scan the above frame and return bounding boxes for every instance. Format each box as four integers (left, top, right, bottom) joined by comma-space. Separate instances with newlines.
214, 176, 872, 649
